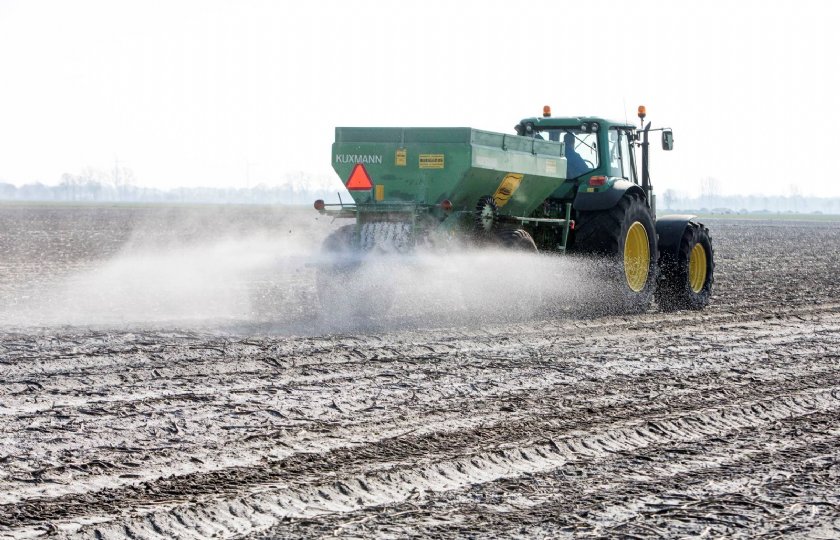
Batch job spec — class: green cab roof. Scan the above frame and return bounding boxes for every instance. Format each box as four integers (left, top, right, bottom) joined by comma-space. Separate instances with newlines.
518, 115, 636, 130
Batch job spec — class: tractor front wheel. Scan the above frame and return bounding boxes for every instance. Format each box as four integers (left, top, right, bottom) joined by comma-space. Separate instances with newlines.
656, 222, 714, 310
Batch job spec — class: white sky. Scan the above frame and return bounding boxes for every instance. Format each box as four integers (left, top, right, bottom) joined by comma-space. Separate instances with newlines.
0, 0, 837, 196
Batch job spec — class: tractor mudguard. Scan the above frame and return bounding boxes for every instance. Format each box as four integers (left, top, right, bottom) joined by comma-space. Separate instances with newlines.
572, 179, 646, 212
656, 214, 698, 259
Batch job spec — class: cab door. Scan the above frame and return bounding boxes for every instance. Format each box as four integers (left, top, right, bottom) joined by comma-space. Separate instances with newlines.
608, 128, 638, 184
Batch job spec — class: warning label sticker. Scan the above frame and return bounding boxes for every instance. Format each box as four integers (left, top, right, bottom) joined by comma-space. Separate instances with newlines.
545, 159, 557, 175
419, 154, 445, 169
395, 148, 407, 166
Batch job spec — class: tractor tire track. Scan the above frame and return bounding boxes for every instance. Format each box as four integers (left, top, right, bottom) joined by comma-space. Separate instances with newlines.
1, 308, 837, 508
7, 383, 837, 538
257, 410, 839, 539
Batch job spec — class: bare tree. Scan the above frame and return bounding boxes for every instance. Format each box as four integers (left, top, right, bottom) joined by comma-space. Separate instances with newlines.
113, 167, 136, 200
59, 173, 80, 201
789, 184, 802, 212
662, 188, 677, 210
700, 177, 719, 208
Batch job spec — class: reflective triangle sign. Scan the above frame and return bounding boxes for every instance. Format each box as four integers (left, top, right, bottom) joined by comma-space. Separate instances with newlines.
346, 163, 373, 190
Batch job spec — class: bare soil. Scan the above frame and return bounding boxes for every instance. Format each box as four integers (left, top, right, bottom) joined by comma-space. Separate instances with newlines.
1, 204, 838, 539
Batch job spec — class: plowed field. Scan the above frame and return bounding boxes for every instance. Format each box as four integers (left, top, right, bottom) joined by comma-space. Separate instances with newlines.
1, 205, 838, 539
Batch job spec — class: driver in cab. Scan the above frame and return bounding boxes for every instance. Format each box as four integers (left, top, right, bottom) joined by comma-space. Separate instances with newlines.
563, 132, 590, 178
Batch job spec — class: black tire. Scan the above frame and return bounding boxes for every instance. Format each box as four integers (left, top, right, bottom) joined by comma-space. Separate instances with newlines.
656, 222, 714, 311
316, 225, 395, 317
496, 228, 538, 252
572, 192, 658, 313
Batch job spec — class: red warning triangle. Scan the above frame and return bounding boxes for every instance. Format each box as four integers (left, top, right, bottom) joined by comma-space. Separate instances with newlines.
346, 163, 373, 190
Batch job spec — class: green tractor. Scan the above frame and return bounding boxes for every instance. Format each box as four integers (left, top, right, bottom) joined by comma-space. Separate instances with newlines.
314, 105, 714, 314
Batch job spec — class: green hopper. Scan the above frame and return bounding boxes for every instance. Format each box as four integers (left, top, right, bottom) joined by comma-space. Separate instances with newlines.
331, 127, 568, 219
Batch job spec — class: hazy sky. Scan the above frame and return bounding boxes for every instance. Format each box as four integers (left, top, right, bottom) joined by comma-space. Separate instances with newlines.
1, 0, 837, 196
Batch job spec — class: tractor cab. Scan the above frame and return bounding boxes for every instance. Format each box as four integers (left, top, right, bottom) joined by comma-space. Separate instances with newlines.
515, 111, 639, 185
515, 105, 673, 213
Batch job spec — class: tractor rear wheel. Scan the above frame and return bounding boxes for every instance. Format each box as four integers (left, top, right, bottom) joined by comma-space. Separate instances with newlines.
656, 222, 714, 310
572, 192, 658, 313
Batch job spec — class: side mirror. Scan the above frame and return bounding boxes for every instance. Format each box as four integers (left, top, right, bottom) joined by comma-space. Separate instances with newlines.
662, 129, 674, 151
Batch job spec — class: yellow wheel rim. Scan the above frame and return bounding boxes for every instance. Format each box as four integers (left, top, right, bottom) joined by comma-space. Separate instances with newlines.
624, 221, 650, 292
689, 243, 708, 293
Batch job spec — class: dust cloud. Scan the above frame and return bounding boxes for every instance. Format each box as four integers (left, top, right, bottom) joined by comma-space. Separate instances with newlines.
0, 207, 607, 333
316, 249, 605, 328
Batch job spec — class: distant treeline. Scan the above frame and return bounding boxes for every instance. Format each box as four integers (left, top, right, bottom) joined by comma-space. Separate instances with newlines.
660, 190, 840, 215
1, 180, 839, 214
0, 180, 345, 205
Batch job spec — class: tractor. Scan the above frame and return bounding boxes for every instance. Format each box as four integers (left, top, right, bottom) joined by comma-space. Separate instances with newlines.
314, 105, 714, 314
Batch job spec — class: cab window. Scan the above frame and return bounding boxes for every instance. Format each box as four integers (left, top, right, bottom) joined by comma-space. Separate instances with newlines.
608, 129, 637, 182
534, 128, 598, 178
